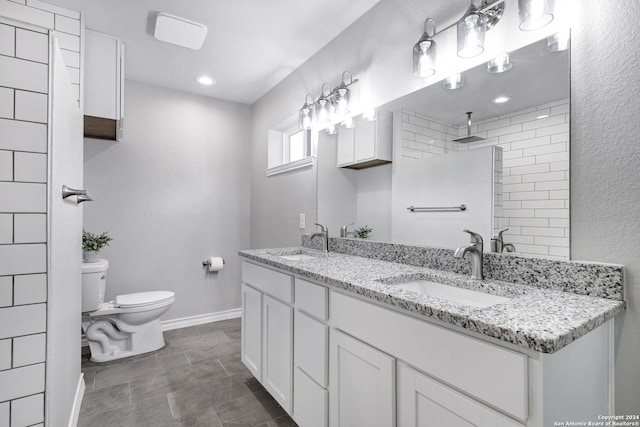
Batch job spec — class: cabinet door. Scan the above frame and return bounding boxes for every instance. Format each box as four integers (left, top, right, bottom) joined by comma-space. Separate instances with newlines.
397, 363, 523, 427
263, 295, 293, 414
84, 30, 123, 120
241, 284, 262, 381
337, 125, 355, 166
294, 310, 328, 387
354, 116, 376, 161
330, 329, 395, 427
294, 367, 328, 427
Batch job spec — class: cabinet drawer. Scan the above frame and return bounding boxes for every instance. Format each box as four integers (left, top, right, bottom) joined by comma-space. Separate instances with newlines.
293, 367, 328, 427
242, 261, 293, 303
294, 310, 328, 387
295, 278, 328, 320
330, 291, 528, 421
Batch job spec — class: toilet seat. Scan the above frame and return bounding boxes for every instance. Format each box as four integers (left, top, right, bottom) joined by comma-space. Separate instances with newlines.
116, 291, 175, 308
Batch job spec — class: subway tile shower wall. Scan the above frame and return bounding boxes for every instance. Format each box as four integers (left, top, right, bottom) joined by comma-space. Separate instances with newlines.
401, 100, 570, 259
0, 1, 82, 425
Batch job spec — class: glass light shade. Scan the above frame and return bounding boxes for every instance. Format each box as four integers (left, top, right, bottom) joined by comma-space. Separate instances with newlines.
443, 73, 464, 90
299, 105, 313, 130
333, 86, 350, 115
325, 124, 337, 135
315, 97, 331, 123
341, 117, 355, 128
362, 108, 377, 121
457, 3, 486, 58
518, 0, 554, 31
547, 30, 569, 51
487, 52, 512, 73
413, 36, 436, 77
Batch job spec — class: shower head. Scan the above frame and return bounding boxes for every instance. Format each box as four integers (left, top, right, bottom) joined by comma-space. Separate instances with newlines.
453, 112, 486, 143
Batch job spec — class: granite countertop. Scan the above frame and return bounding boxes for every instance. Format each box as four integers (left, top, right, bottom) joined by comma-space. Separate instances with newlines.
239, 247, 625, 354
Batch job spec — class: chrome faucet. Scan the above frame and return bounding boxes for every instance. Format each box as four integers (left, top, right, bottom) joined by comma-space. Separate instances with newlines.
491, 228, 516, 253
454, 229, 484, 280
310, 223, 329, 253
340, 223, 356, 238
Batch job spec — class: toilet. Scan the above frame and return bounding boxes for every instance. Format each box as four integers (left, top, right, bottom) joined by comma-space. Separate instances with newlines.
81, 259, 175, 362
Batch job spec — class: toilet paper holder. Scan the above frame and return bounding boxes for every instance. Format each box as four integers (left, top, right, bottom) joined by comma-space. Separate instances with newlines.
202, 258, 225, 266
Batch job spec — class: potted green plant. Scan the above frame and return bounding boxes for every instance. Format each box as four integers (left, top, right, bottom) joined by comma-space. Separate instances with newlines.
354, 225, 373, 239
82, 230, 113, 263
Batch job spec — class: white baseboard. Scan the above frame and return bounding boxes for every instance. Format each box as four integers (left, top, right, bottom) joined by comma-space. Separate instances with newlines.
161, 308, 242, 331
68, 373, 85, 427
81, 308, 242, 346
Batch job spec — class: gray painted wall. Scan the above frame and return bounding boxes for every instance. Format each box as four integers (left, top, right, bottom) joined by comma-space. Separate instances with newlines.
571, 1, 640, 413
249, 0, 640, 412
84, 80, 251, 320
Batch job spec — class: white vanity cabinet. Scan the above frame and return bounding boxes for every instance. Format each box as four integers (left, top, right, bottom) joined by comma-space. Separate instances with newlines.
397, 362, 522, 427
84, 29, 124, 140
336, 111, 392, 169
240, 262, 293, 414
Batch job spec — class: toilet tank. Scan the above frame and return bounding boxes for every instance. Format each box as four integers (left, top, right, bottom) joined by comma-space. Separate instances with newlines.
81, 259, 109, 312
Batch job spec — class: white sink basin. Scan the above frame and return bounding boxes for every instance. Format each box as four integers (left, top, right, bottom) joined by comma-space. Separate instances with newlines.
279, 254, 317, 261
392, 280, 511, 308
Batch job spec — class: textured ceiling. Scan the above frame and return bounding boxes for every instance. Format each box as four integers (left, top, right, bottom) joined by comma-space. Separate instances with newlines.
46, 0, 382, 104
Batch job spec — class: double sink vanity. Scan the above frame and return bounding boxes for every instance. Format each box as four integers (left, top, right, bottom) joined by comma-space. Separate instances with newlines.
238, 237, 624, 427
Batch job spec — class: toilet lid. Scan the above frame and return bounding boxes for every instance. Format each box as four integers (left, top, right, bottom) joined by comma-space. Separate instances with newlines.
115, 291, 175, 308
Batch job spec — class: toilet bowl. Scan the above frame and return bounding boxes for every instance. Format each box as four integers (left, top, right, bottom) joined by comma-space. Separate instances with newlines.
81, 259, 175, 362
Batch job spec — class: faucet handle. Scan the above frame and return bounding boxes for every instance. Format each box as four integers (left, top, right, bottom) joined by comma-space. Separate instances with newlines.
340, 223, 354, 237
314, 222, 328, 233
463, 229, 483, 244
491, 228, 509, 241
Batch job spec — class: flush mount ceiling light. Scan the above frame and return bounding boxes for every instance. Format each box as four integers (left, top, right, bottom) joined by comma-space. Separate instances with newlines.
443, 73, 464, 90
298, 71, 359, 130
493, 95, 512, 103
154, 12, 208, 50
194, 75, 215, 86
518, 0, 554, 31
487, 52, 513, 73
413, 18, 437, 77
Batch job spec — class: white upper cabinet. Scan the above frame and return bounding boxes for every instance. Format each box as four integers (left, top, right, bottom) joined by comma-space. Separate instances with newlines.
84, 30, 124, 140
337, 110, 392, 169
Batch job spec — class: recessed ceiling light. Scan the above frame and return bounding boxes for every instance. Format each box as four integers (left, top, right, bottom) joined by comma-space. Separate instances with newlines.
493, 96, 511, 104
195, 75, 215, 86
536, 114, 550, 119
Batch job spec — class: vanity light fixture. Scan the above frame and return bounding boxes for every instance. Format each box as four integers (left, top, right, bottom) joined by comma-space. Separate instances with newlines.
457, 1, 487, 58
518, 0, 554, 31
443, 73, 464, 90
413, 18, 437, 77
493, 95, 512, 103
194, 75, 215, 86
297, 71, 359, 130
299, 94, 315, 130
341, 117, 355, 128
487, 52, 512, 73
362, 108, 377, 121
325, 124, 338, 135
547, 29, 569, 52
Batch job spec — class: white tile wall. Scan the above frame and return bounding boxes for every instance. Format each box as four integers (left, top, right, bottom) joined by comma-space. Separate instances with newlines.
14, 214, 46, 243
0, 276, 11, 306
15, 90, 48, 123
0, 22, 15, 55
13, 274, 46, 305
0, 182, 47, 212
401, 99, 570, 259
0, 244, 47, 276
0, 363, 45, 401
0, 339, 10, 370
13, 333, 45, 367
0, 6, 81, 424
0, 304, 46, 339
0, 87, 14, 118
15, 28, 48, 63
14, 152, 47, 182
0, 150, 12, 180
0, 55, 48, 93
11, 393, 44, 426
0, 119, 48, 152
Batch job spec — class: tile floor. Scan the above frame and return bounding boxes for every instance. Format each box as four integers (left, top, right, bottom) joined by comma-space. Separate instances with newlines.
79, 318, 298, 427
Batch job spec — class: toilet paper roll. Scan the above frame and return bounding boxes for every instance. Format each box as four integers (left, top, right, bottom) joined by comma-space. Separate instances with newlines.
207, 256, 224, 272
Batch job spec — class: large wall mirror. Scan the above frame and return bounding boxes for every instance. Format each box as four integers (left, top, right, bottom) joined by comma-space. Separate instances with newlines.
317, 34, 570, 259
